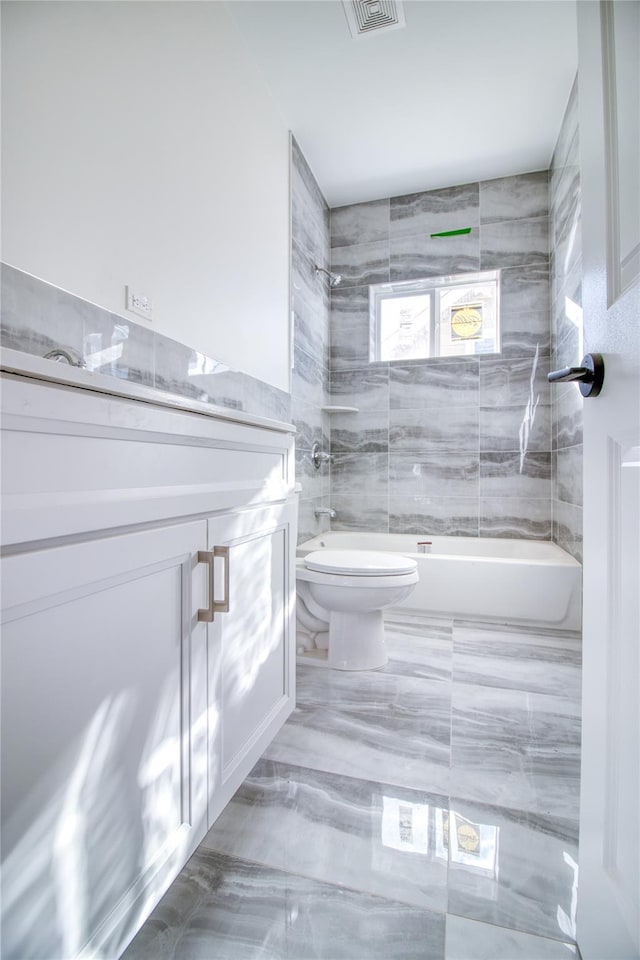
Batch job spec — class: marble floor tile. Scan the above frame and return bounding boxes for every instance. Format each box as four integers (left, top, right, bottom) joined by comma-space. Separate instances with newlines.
122, 849, 446, 960
445, 914, 577, 959
381, 615, 453, 682
450, 681, 580, 821
203, 758, 449, 912
263, 664, 451, 796
447, 798, 578, 944
452, 624, 581, 699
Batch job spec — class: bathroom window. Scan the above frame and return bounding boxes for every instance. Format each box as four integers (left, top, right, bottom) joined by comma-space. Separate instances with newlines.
370, 269, 500, 362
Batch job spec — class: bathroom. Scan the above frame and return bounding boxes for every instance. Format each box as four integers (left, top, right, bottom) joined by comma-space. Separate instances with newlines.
1, 2, 638, 959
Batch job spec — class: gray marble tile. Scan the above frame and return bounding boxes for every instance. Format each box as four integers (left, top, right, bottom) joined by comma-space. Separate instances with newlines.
292, 239, 331, 366
390, 361, 479, 409
551, 77, 579, 177
330, 365, 389, 412
390, 183, 480, 239
445, 914, 577, 958
122, 848, 446, 960
553, 501, 583, 564
293, 399, 330, 452
331, 199, 389, 249
479, 356, 550, 407
390, 232, 480, 282
292, 343, 327, 408
296, 446, 330, 502
553, 319, 583, 372
390, 453, 479, 499
555, 388, 583, 449
389, 407, 479, 454
389, 498, 479, 538
550, 206, 581, 302
447, 798, 579, 943
329, 495, 389, 532
479, 452, 551, 500
551, 264, 582, 351
479, 498, 552, 540
480, 172, 549, 225
298, 496, 331, 544
264, 665, 451, 796
382, 616, 453, 682
153, 334, 242, 408
451, 680, 580, 819
203, 758, 449, 912
500, 261, 550, 320
480, 217, 549, 270
292, 137, 329, 229
452, 624, 581, 699
330, 411, 389, 453
330, 239, 389, 288
479, 404, 551, 454
330, 284, 372, 370
330, 452, 388, 498
556, 444, 583, 507
1, 262, 90, 361
244, 375, 291, 423
79, 310, 154, 387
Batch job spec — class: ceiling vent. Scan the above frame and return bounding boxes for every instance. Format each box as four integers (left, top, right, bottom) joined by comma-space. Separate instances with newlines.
342, 0, 406, 39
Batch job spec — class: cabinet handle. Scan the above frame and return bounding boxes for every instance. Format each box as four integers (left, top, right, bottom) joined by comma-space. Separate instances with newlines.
197, 547, 230, 622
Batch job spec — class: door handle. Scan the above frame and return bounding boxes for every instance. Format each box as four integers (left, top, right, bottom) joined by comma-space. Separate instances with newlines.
197, 546, 230, 621
548, 353, 604, 397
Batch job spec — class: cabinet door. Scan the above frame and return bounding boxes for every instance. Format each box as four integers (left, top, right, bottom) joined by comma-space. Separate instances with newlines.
1, 521, 209, 960
207, 499, 296, 825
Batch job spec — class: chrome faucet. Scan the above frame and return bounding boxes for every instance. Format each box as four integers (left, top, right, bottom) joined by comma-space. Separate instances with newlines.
314, 507, 336, 519
311, 441, 331, 470
43, 348, 85, 368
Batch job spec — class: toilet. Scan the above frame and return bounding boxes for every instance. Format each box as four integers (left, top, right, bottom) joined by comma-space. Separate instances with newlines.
296, 549, 419, 671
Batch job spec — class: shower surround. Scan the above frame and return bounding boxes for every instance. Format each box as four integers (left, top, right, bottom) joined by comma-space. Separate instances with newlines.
328, 171, 553, 540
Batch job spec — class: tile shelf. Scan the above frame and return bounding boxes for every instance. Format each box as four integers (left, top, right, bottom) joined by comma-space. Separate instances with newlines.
321, 405, 359, 413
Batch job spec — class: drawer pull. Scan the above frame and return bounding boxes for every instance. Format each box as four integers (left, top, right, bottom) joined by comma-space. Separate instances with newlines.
197, 546, 230, 621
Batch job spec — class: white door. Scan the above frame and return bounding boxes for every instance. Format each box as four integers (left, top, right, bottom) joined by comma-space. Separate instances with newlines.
577, 3, 640, 958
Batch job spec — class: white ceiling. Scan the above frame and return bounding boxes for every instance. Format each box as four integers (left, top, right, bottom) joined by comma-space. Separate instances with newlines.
227, 0, 578, 207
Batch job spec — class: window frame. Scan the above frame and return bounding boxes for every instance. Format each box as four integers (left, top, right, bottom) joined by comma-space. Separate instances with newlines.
369, 269, 501, 364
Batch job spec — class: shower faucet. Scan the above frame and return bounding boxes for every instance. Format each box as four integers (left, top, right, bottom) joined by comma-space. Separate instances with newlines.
311, 441, 331, 470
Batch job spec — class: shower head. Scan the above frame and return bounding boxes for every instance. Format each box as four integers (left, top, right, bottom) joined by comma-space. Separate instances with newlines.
315, 266, 342, 288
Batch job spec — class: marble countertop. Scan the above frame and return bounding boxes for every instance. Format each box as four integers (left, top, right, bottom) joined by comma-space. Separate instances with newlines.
0, 347, 295, 435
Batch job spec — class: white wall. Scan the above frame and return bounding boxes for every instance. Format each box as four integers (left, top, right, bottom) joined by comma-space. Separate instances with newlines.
1, 1, 291, 391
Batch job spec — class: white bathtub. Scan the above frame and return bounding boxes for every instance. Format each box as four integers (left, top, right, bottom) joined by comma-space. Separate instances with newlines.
297, 532, 582, 630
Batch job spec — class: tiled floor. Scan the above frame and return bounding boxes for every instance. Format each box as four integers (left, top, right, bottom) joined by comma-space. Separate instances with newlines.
123, 615, 582, 960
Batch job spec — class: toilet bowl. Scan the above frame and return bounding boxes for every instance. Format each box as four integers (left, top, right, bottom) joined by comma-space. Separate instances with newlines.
296, 549, 418, 670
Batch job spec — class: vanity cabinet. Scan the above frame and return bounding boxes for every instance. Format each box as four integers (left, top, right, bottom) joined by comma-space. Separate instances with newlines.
0, 363, 296, 959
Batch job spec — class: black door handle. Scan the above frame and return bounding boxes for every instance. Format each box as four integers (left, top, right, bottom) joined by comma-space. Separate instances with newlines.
548, 353, 604, 397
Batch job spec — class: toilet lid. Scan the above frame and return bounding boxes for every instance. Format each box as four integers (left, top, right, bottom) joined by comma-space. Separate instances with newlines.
304, 549, 417, 576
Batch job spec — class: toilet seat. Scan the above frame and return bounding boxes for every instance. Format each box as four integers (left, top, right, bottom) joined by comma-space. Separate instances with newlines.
304, 549, 417, 577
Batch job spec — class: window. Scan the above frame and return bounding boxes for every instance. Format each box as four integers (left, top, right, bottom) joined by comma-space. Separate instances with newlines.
370, 269, 500, 362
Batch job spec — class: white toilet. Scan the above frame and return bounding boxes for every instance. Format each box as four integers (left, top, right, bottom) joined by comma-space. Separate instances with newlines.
296, 549, 419, 670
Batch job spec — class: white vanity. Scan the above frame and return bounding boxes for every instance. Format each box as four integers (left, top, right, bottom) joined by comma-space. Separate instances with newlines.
0, 351, 297, 959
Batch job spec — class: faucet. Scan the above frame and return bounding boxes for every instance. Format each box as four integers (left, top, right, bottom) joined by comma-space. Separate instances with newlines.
314, 507, 336, 519
311, 440, 331, 470
43, 348, 85, 368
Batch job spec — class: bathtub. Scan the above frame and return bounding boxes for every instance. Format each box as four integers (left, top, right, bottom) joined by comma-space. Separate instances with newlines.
297, 532, 582, 630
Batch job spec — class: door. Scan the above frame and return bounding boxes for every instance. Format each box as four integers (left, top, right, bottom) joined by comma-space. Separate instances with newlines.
206, 499, 296, 826
577, 3, 640, 957
0, 520, 209, 960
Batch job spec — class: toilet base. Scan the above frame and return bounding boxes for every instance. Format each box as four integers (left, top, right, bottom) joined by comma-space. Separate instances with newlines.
327, 610, 388, 671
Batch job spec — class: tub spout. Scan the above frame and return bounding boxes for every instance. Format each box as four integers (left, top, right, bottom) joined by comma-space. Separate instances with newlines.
314, 507, 336, 519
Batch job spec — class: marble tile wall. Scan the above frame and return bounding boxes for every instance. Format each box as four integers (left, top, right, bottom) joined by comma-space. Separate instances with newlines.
329, 172, 553, 539
0, 262, 291, 423
549, 77, 584, 562
290, 138, 332, 542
